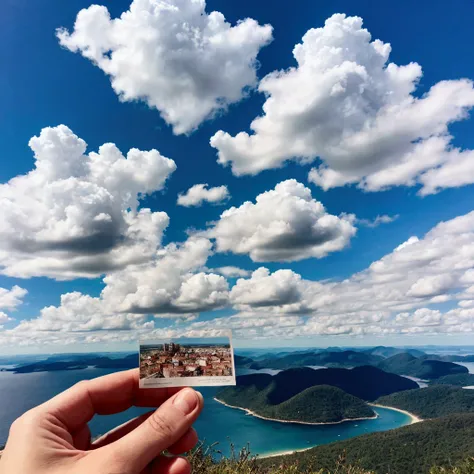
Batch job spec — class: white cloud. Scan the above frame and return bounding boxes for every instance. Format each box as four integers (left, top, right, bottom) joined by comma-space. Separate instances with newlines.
0, 312, 12, 325
218, 210, 474, 337
0, 125, 175, 279
357, 214, 399, 228
13, 292, 151, 333
213, 266, 251, 278
230, 267, 303, 308
177, 184, 229, 207
458, 300, 474, 308
395, 308, 442, 327
57, 0, 273, 135
2, 236, 230, 345
6, 210, 474, 347
210, 13, 474, 195
101, 236, 228, 315
0, 286, 27, 311
209, 179, 356, 262
443, 307, 474, 331
408, 274, 455, 298
188, 314, 304, 338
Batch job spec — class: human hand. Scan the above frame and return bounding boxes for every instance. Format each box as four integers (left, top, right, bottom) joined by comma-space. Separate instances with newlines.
0, 369, 203, 474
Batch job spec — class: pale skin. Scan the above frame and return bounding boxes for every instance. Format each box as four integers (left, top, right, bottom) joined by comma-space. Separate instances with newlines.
0, 369, 204, 474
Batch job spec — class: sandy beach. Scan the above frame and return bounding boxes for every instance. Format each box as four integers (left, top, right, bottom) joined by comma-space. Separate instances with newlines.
214, 397, 379, 426
369, 403, 422, 424
258, 445, 314, 459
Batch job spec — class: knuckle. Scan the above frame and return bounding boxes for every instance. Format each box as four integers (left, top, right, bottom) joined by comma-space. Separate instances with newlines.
148, 410, 175, 438
73, 380, 89, 391
10, 408, 41, 434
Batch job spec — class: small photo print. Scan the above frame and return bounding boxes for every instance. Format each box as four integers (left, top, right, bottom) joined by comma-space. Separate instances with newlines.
139, 332, 236, 388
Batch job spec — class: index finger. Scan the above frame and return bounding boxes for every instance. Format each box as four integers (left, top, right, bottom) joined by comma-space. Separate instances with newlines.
39, 369, 182, 432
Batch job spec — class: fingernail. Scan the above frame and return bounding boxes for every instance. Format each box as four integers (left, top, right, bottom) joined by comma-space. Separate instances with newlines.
173, 388, 198, 415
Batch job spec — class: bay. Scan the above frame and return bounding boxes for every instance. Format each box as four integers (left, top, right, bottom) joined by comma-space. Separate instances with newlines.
457, 362, 474, 374
0, 368, 412, 456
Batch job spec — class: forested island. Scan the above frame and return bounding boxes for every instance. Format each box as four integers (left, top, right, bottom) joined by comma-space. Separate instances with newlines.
216, 366, 416, 424
377, 353, 468, 379
217, 384, 375, 424
4, 354, 137, 373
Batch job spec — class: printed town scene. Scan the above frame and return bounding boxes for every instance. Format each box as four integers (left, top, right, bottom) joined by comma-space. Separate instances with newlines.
140, 338, 234, 379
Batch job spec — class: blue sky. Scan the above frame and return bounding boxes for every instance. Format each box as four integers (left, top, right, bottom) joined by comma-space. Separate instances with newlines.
1, 0, 474, 353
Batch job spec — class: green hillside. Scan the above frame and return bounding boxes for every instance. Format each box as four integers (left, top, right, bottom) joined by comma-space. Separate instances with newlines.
376, 353, 467, 379
222, 367, 417, 403
190, 441, 474, 473
218, 384, 375, 424
376, 386, 474, 419
258, 413, 474, 474
432, 373, 474, 387
233, 354, 255, 367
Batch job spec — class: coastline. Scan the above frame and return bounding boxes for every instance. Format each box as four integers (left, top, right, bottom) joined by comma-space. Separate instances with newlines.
215, 398, 423, 459
369, 403, 422, 424
259, 445, 314, 459
214, 397, 379, 426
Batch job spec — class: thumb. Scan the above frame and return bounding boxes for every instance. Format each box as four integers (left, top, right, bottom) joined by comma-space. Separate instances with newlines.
93, 388, 203, 473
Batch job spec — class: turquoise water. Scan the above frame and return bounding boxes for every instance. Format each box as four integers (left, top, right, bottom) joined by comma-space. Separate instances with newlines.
0, 368, 412, 456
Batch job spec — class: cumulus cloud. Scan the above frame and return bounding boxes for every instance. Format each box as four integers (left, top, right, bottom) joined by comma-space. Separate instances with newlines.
211, 13, 474, 195
188, 314, 305, 339
0, 312, 12, 325
0, 125, 175, 279
408, 274, 455, 298
230, 267, 303, 308
395, 308, 442, 327
13, 292, 152, 333
218, 210, 474, 337
357, 214, 399, 228
212, 266, 251, 278
0, 286, 27, 311
2, 236, 230, 345
102, 237, 228, 315
177, 184, 230, 207
6, 210, 474, 346
57, 0, 273, 135
209, 179, 356, 262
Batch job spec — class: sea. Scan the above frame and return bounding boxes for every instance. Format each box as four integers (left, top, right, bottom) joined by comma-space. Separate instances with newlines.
0, 366, 412, 456
456, 362, 474, 374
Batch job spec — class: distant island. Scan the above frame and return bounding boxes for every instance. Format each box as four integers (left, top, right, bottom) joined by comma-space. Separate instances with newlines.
216, 366, 417, 424
248, 349, 383, 370
4, 354, 137, 373
4, 346, 470, 381
376, 353, 468, 379
246, 348, 469, 380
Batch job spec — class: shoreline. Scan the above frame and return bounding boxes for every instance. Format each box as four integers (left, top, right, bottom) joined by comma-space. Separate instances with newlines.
259, 445, 314, 459
215, 398, 423, 459
369, 403, 422, 424
214, 397, 379, 426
